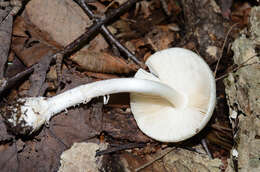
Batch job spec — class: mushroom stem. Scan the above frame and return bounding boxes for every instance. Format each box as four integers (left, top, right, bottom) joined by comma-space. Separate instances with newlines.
47, 78, 185, 117
5, 78, 186, 135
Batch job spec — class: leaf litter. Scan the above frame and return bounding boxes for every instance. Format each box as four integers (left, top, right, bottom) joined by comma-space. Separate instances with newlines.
0, 0, 258, 171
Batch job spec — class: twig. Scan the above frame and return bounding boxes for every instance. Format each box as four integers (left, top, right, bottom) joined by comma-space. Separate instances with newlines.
47, 129, 69, 149
63, 0, 141, 56
214, 23, 238, 77
181, 146, 204, 154
0, 66, 34, 96
1, 0, 142, 96
211, 124, 232, 132
24, 0, 141, 96
96, 143, 146, 156
73, 0, 143, 66
135, 147, 176, 172
215, 54, 259, 81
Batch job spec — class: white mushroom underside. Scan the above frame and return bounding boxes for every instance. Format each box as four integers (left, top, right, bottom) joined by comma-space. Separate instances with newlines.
130, 48, 216, 142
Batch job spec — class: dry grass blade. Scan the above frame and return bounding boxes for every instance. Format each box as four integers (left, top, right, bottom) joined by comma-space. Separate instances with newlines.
216, 54, 259, 81
214, 23, 239, 77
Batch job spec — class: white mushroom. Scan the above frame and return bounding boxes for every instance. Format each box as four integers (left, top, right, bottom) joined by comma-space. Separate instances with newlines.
3, 48, 216, 142
131, 48, 216, 142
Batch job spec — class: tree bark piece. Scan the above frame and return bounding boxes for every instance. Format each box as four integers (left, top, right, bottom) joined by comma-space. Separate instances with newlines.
224, 7, 260, 172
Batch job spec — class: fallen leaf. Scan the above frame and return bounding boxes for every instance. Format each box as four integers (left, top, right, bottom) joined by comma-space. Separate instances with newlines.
25, 0, 92, 46
103, 109, 151, 142
0, 9, 13, 77
24, 0, 109, 53
12, 17, 58, 67
17, 131, 64, 171
4, 52, 27, 78
84, 71, 119, 79
0, 143, 18, 171
70, 51, 138, 74
50, 108, 101, 146
46, 70, 101, 145
231, 2, 251, 27
0, 115, 13, 142
146, 26, 175, 51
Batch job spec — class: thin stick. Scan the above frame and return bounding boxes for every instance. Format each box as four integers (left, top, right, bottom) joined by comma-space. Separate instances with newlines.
214, 23, 238, 77
0, 66, 34, 95
215, 54, 259, 81
8, 0, 141, 96
74, 0, 143, 65
63, 0, 140, 56
96, 143, 146, 156
135, 147, 176, 172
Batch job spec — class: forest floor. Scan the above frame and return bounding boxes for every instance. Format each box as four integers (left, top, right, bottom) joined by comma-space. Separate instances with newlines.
0, 0, 259, 171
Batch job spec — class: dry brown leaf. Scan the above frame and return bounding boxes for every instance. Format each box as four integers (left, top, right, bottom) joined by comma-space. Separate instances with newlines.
0, 143, 18, 171
16, 131, 64, 171
70, 51, 138, 74
24, 0, 92, 46
12, 17, 58, 66
84, 72, 119, 79
23, 0, 134, 73
231, 2, 251, 27
0, 115, 13, 142
103, 108, 151, 142
24, 0, 109, 52
0, 9, 12, 78
5, 53, 27, 78
146, 26, 175, 51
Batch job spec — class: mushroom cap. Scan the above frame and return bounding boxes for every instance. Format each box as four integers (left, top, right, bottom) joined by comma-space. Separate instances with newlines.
130, 48, 216, 142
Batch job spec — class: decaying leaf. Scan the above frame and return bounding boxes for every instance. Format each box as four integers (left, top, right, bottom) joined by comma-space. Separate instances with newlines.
145, 26, 175, 51
24, 0, 109, 53
84, 71, 119, 79
231, 2, 251, 28
23, 0, 139, 74
16, 130, 64, 171
0, 115, 13, 142
103, 108, 151, 142
70, 51, 138, 74
0, 143, 18, 171
0, 9, 13, 77
12, 17, 58, 67
47, 69, 101, 145
24, 0, 92, 46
